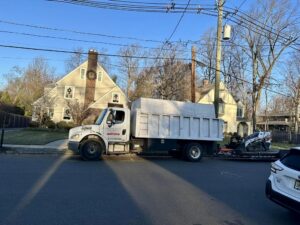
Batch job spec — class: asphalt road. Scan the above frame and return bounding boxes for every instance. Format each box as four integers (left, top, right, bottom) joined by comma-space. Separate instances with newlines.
0, 155, 299, 225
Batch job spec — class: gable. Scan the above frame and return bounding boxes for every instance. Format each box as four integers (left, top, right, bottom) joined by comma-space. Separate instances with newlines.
197, 82, 237, 105
56, 61, 89, 87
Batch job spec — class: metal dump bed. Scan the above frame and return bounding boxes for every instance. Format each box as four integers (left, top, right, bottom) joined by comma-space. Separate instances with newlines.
130, 98, 223, 141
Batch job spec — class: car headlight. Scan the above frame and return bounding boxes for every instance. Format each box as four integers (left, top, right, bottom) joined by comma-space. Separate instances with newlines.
271, 163, 283, 173
71, 134, 80, 140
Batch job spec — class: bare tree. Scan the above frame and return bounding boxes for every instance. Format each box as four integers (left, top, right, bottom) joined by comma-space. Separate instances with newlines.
65, 47, 84, 73
4, 57, 56, 116
33, 94, 57, 125
284, 51, 300, 133
236, 0, 298, 130
66, 99, 90, 126
118, 45, 142, 100
197, 29, 216, 82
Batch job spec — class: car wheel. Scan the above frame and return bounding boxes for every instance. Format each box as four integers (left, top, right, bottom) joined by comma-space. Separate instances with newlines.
80, 138, 104, 161
184, 143, 203, 162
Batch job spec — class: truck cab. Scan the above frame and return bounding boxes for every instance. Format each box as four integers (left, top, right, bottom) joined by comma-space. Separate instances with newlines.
68, 107, 131, 160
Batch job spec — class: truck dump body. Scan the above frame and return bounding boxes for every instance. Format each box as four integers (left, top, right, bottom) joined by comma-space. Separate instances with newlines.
131, 98, 223, 141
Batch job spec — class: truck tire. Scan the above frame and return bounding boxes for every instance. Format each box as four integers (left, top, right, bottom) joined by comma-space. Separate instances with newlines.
184, 143, 203, 162
80, 138, 104, 161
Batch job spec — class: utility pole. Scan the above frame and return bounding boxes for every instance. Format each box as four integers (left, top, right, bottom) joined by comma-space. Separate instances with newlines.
191, 46, 196, 103
214, 0, 223, 118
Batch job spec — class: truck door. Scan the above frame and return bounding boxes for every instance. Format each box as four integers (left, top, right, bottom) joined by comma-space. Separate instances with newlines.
105, 109, 129, 143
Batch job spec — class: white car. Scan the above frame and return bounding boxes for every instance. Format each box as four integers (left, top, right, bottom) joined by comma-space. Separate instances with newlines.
266, 147, 300, 213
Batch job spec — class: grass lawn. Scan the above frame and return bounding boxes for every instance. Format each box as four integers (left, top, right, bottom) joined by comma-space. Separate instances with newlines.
271, 142, 296, 150
3, 128, 68, 145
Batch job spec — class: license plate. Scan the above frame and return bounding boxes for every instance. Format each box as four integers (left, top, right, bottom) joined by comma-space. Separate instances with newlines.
295, 180, 300, 190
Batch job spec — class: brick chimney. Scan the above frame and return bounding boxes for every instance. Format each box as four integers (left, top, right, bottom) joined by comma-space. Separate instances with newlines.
84, 49, 98, 108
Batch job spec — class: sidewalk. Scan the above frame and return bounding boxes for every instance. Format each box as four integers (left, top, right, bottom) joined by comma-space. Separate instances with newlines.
1, 139, 73, 154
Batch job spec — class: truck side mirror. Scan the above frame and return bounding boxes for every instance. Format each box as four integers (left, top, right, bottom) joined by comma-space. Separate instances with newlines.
107, 120, 113, 127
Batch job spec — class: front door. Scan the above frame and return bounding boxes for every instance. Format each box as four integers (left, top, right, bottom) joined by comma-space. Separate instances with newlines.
105, 109, 128, 143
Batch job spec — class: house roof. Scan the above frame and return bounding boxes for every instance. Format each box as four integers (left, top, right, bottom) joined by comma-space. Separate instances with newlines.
196, 81, 239, 105
196, 83, 214, 101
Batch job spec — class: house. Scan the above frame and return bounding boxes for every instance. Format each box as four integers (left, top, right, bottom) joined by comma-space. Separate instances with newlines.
256, 113, 293, 132
32, 50, 127, 124
196, 80, 251, 136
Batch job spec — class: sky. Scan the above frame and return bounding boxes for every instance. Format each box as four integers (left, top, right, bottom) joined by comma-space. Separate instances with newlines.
0, 0, 265, 89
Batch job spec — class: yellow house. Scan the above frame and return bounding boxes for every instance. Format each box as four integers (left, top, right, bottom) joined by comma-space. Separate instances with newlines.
32, 50, 127, 124
197, 80, 251, 136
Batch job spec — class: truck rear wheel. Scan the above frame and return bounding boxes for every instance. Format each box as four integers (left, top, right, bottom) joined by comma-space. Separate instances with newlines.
184, 143, 203, 162
80, 138, 104, 161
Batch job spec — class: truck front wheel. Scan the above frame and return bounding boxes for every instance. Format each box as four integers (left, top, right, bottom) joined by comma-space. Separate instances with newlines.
80, 138, 104, 161
184, 143, 203, 162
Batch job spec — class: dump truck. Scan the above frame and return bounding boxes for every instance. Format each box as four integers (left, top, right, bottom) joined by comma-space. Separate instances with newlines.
68, 98, 224, 161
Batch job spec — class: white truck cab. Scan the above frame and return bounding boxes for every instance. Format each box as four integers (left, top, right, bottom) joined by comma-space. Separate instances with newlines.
68, 98, 223, 161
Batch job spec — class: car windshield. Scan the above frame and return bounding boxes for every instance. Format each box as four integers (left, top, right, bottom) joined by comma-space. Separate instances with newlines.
95, 109, 108, 125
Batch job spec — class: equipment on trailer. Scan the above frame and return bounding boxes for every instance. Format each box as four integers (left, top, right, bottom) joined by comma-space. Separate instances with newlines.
218, 132, 280, 160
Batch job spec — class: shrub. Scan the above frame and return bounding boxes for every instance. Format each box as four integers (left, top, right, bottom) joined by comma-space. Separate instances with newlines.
56, 121, 76, 130
46, 120, 56, 129
29, 121, 39, 128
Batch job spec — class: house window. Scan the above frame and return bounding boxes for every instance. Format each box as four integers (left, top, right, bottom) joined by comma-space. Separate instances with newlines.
48, 108, 54, 119
223, 121, 228, 133
64, 86, 75, 99
112, 93, 120, 103
80, 68, 86, 79
97, 71, 102, 82
63, 108, 71, 120
219, 102, 225, 115
237, 107, 243, 118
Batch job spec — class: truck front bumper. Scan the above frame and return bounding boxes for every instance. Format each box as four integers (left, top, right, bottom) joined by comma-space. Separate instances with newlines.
68, 141, 80, 154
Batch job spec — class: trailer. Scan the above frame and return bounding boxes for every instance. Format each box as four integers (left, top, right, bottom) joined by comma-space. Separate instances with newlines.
68, 98, 223, 161
217, 132, 282, 161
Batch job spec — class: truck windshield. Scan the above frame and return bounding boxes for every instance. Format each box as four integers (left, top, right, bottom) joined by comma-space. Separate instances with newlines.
95, 109, 108, 125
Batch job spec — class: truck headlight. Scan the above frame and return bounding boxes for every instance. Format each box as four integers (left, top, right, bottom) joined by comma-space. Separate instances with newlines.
71, 134, 80, 140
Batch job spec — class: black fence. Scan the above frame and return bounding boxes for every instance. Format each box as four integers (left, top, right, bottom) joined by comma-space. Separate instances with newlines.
0, 111, 31, 128
271, 131, 300, 144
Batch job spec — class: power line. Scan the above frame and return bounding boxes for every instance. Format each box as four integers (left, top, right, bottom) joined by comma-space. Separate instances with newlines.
0, 43, 192, 61
0, 29, 192, 54
0, 43, 289, 97
195, 59, 289, 97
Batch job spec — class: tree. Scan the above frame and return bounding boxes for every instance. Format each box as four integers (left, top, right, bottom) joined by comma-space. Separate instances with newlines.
154, 57, 191, 101
33, 94, 57, 125
197, 29, 216, 82
235, 0, 298, 130
4, 57, 56, 116
66, 99, 90, 126
65, 47, 84, 73
118, 45, 142, 100
284, 51, 300, 133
